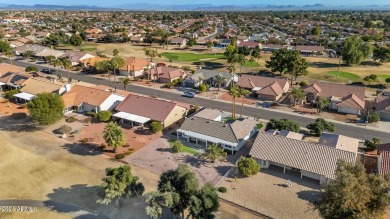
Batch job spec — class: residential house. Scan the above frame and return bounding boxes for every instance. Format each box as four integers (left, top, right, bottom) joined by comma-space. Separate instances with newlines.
13, 44, 47, 56
377, 143, 390, 176
14, 78, 67, 103
61, 85, 125, 114
375, 91, 390, 121
250, 132, 357, 184
113, 94, 189, 128
237, 74, 290, 101
118, 57, 150, 77
170, 37, 188, 47
34, 48, 65, 59
238, 41, 262, 49
144, 67, 187, 83
0, 64, 31, 91
59, 51, 95, 66
176, 108, 258, 154
182, 69, 236, 88
303, 82, 365, 115
295, 45, 325, 56
217, 39, 232, 48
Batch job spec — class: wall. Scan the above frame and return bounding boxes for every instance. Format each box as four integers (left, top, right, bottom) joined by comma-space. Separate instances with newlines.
164, 105, 188, 127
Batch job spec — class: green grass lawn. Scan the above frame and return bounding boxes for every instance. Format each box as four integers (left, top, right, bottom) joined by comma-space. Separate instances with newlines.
169, 140, 201, 155
328, 71, 361, 81
161, 52, 225, 62
378, 74, 390, 81
242, 61, 261, 68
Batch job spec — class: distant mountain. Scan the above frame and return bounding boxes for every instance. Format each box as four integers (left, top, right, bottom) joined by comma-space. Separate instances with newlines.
0, 4, 104, 10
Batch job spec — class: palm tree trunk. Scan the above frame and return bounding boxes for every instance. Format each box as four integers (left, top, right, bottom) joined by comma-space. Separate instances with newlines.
256, 58, 259, 71
108, 73, 112, 88
232, 97, 236, 119
240, 97, 245, 118
113, 68, 117, 91
232, 98, 235, 119
9, 56, 12, 65
67, 69, 70, 83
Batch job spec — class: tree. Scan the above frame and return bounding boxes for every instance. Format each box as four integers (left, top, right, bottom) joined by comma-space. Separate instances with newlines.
206, 41, 213, 49
150, 121, 163, 134
103, 122, 125, 152
198, 83, 207, 92
97, 111, 112, 122
228, 85, 240, 119
23, 50, 34, 61
373, 46, 390, 64
144, 48, 161, 62
251, 46, 262, 71
25, 66, 38, 72
27, 93, 64, 125
171, 140, 183, 153
314, 160, 390, 219
237, 156, 260, 177
96, 60, 114, 88
265, 118, 300, 132
310, 25, 321, 35
306, 118, 335, 136
316, 96, 330, 113
145, 191, 174, 219
119, 77, 131, 91
237, 54, 246, 74
189, 183, 219, 219
364, 137, 381, 151
290, 87, 306, 106
110, 56, 125, 91
214, 74, 225, 91
158, 164, 199, 217
364, 74, 378, 85
44, 55, 56, 64
97, 165, 144, 207
202, 144, 227, 163
113, 48, 119, 56
239, 88, 251, 118
368, 113, 380, 123
58, 57, 72, 82
69, 34, 82, 46
188, 37, 196, 47
0, 39, 11, 53
265, 48, 290, 75
238, 45, 250, 56
341, 36, 373, 65
386, 78, 390, 84
4, 48, 14, 64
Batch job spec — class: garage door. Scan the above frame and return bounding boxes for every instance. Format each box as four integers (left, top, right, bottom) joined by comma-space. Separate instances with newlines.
380, 111, 390, 121
339, 107, 359, 115
183, 81, 195, 88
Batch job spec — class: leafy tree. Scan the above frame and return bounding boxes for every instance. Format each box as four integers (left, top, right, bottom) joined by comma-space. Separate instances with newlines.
103, 122, 125, 152
57, 57, 72, 82
44, 55, 56, 64
113, 48, 119, 56
0, 39, 11, 53
314, 160, 390, 219
237, 156, 260, 177
158, 164, 199, 217
171, 140, 183, 153
144, 48, 161, 62
188, 37, 196, 47
386, 78, 390, 84
23, 50, 34, 61
69, 34, 82, 46
373, 46, 390, 64
265, 48, 290, 75
4, 48, 14, 64
55, 125, 72, 135
306, 118, 335, 136
119, 77, 131, 91
251, 46, 262, 71
228, 85, 240, 119
27, 93, 64, 125
25, 66, 38, 72
189, 183, 219, 219
4, 89, 19, 98
97, 165, 144, 207
202, 144, 227, 163
239, 88, 251, 118
364, 137, 381, 151
206, 41, 213, 48
145, 191, 175, 219
310, 25, 321, 35
364, 74, 378, 85
150, 121, 163, 133
341, 36, 373, 65
214, 74, 225, 91
290, 87, 306, 106
198, 83, 207, 92
97, 111, 112, 122
238, 45, 250, 56
265, 118, 300, 132
316, 96, 330, 113
237, 54, 246, 73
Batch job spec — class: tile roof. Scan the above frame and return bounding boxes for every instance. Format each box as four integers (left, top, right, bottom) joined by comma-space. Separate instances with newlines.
118, 57, 149, 72
189, 70, 232, 81
20, 78, 63, 95
61, 85, 112, 107
0, 63, 25, 76
318, 133, 359, 153
250, 132, 357, 179
337, 93, 365, 110
279, 130, 304, 140
145, 67, 186, 80
256, 82, 284, 96
237, 74, 288, 91
375, 91, 390, 111
304, 81, 365, 102
193, 108, 222, 120
378, 143, 390, 176
115, 94, 185, 122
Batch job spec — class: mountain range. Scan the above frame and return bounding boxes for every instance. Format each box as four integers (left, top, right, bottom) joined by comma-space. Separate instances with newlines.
0, 3, 390, 11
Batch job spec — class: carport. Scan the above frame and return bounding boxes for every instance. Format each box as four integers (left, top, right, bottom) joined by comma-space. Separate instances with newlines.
113, 111, 151, 128
13, 92, 35, 103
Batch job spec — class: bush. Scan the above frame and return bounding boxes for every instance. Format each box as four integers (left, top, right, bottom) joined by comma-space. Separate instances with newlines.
83, 118, 92, 123
115, 153, 125, 159
367, 113, 380, 123
171, 140, 183, 153
218, 187, 227, 193
166, 82, 174, 88
123, 143, 130, 147
237, 156, 260, 177
149, 121, 163, 134
85, 111, 97, 117
66, 116, 77, 123
25, 66, 38, 72
2, 99, 9, 103
299, 81, 308, 86
198, 84, 207, 92
125, 148, 135, 155
97, 111, 112, 122
4, 89, 19, 98
80, 138, 89, 144
55, 125, 72, 134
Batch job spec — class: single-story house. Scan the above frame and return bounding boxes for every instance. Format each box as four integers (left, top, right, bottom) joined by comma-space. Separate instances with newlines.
262, 44, 288, 51
14, 78, 67, 103
377, 143, 390, 176
176, 108, 258, 154
118, 57, 150, 77
59, 51, 95, 66
182, 69, 237, 88
61, 85, 125, 114
375, 91, 390, 121
237, 74, 290, 101
34, 48, 65, 59
250, 132, 357, 184
113, 94, 189, 128
13, 44, 47, 56
144, 67, 187, 83
238, 41, 262, 49
303, 82, 366, 115
170, 37, 187, 46
295, 45, 325, 56
0, 65, 31, 91
217, 39, 232, 48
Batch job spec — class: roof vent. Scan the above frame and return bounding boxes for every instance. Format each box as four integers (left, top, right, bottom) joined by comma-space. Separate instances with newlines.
222, 124, 227, 127
206, 121, 210, 123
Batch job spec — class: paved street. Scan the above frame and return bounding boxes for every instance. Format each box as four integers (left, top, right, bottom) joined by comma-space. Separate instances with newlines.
6, 59, 390, 142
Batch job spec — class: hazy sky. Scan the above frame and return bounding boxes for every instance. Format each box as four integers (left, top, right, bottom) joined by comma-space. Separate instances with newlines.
1, 0, 389, 6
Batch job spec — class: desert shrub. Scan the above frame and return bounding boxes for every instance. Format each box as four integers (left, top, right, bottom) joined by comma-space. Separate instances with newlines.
66, 116, 77, 123
198, 83, 207, 92
25, 66, 38, 72
368, 113, 380, 123
299, 81, 308, 86
149, 121, 163, 133
115, 153, 125, 159
237, 156, 260, 177
123, 143, 130, 147
218, 187, 227, 193
2, 99, 9, 103
171, 140, 183, 153
4, 89, 19, 98
55, 125, 72, 134
97, 111, 112, 122
85, 111, 97, 117
166, 82, 173, 88
83, 118, 92, 123
124, 148, 135, 155
80, 138, 89, 144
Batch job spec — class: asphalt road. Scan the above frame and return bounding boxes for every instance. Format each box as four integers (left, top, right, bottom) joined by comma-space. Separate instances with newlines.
7, 59, 390, 142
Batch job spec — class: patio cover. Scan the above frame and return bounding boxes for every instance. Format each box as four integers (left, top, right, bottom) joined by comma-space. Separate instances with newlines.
0, 82, 5, 86
13, 92, 35, 101
113, 111, 151, 124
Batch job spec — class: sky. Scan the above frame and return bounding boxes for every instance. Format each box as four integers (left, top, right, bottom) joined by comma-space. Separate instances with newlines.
1, 0, 389, 6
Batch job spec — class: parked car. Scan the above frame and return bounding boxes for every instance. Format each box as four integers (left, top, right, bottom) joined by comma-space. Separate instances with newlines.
41, 69, 56, 74
183, 92, 197, 98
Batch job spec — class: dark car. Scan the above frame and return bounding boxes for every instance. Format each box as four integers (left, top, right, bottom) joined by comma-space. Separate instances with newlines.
41, 69, 56, 74
183, 92, 197, 98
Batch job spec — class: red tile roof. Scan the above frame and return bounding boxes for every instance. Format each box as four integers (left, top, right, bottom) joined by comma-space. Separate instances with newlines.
378, 143, 390, 176
237, 74, 289, 91
304, 82, 365, 103
337, 93, 365, 110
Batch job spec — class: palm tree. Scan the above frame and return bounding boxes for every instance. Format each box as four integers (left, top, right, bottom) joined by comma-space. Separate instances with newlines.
143, 48, 160, 62
228, 85, 240, 119
110, 56, 125, 91
96, 60, 113, 88
103, 122, 126, 153
59, 57, 72, 83
239, 88, 251, 118
113, 48, 119, 56
290, 87, 306, 106
23, 50, 34, 61
120, 77, 131, 91
202, 144, 227, 163
237, 54, 246, 73
227, 65, 236, 87
4, 49, 13, 64
252, 49, 261, 71
214, 74, 225, 91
